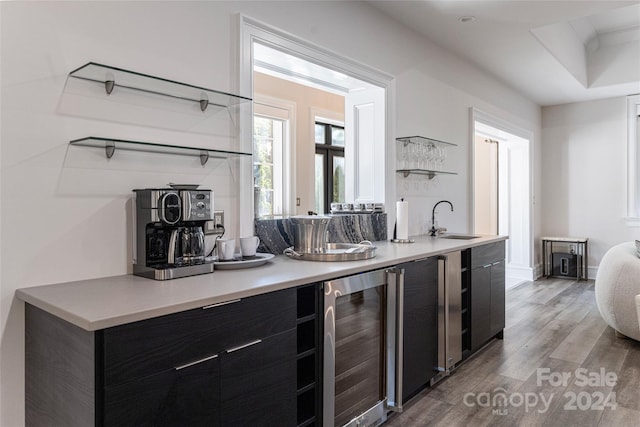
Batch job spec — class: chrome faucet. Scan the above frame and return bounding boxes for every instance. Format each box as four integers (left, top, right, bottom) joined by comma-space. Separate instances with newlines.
430, 200, 454, 236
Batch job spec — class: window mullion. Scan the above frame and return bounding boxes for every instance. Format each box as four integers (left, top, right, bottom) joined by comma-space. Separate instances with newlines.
326, 150, 333, 212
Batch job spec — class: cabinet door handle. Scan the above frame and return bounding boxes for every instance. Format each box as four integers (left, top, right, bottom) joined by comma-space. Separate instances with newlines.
226, 339, 262, 353
482, 263, 492, 269
202, 299, 241, 309
175, 353, 218, 371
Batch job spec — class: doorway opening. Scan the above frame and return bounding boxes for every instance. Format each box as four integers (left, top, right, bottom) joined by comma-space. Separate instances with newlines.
472, 110, 533, 289
239, 16, 394, 234
251, 42, 385, 216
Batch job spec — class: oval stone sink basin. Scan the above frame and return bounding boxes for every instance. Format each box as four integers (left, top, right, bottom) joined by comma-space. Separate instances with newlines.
439, 234, 481, 240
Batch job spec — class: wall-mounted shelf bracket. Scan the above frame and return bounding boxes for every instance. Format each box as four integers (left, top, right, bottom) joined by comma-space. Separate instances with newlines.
105, 80, 115, 95
105, 141, 115, 159
199, 94, 209, 112
401, 170, 434, 179
199, 151, 209, 166
397, 169, 455, 179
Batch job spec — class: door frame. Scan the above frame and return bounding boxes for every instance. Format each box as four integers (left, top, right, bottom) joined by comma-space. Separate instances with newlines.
469, 107, 535, 280
237, 14, 396, 237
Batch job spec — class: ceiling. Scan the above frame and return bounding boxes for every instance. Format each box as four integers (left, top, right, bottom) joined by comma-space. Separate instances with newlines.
368, 0, 640, 106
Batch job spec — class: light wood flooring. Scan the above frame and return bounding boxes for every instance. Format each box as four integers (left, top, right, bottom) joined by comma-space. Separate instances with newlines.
386, 279, 640, 427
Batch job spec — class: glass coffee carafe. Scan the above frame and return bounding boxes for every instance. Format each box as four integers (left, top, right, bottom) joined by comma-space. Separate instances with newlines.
182, 226, 205, 264
168, 226, 205, 266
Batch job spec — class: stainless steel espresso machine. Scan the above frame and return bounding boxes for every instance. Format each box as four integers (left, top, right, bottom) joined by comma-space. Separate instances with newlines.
133, 187, 214, 280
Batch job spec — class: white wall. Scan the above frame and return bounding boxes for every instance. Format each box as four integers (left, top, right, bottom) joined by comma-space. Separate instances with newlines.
0, 2, 541, 425
394, 69, 540, 239
541, 97, 640, 278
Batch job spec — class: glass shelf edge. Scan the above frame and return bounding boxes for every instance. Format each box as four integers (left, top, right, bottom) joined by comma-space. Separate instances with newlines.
69, 137, 252, 159
68, 62, 252, 108
396, 135, 458, 147
396, 169, 457, 176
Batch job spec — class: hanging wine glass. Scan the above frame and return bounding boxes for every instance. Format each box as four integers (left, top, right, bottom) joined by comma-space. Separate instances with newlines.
426, 143, 435, 171
438, 146, 447, 170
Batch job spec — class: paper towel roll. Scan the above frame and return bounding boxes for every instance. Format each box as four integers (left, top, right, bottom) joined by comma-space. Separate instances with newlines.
396, 200, 409, 240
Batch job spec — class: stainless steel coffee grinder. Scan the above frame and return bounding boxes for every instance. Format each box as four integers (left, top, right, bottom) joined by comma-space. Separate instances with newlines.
132, 188, 214, 280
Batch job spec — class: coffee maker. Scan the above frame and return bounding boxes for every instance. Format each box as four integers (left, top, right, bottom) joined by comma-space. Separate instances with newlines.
133, 188, 214, 280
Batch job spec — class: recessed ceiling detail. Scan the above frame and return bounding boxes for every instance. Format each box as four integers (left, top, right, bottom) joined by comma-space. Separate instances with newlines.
531, 3, 640, 89
368, 0, 640, 106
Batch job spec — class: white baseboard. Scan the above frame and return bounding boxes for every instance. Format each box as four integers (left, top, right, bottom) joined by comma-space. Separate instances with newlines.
506, 264, 535, 281
534, 263, 543, 280
532, 263, 598, 280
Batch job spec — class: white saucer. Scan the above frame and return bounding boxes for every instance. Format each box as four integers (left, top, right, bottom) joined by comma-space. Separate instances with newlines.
213, 253, 275, 270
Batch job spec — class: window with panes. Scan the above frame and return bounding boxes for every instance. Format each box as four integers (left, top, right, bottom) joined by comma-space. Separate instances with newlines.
253, 115, 285, 217
315, 122, 345, 214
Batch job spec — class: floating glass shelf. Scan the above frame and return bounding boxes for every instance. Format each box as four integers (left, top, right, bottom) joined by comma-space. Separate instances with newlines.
68, 62, 252, 111
396, 136, 458, 147
396, 169, 458, 179
69, 137, 251, 166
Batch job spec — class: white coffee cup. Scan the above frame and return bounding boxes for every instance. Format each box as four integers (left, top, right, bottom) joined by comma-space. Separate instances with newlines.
240, 236, 260, 257
217, 238, 236, 261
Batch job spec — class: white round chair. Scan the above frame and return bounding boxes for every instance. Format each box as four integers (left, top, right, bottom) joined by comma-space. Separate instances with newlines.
636, 295, 640, 333
595, 241, 640, 341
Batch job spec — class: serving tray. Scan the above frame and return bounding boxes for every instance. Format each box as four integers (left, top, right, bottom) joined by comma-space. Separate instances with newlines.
284, 242, 376, 261
213, 253, 274, 270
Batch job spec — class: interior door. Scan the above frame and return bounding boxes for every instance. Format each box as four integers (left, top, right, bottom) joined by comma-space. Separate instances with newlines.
345, 87, 385, 204
473, 136, 499, 235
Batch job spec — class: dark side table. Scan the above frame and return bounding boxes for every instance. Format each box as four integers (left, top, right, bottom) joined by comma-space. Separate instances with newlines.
541, 236, 588, 281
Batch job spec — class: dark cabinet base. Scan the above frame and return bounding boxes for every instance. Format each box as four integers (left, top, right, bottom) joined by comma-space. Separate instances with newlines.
26, 304, 95, 427
469, 242, 506, 352
104, 354, 220, 427
397, 257, 439, 402
221, 329, 297, 426
470, 265, 492, 351
102, 329, 297, 427
26, 287, 304, 427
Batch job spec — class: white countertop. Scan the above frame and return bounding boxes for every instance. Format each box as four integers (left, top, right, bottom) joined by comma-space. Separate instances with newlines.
16, 234, 506, 331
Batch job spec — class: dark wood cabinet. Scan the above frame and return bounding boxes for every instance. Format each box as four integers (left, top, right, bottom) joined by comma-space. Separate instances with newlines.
103, 352, 221, 427
26, 287, 300, 427
103, 330, 297, 427
220, 329, 297, 426
102, 289, 295, 387
469, 241, 506, 352
397, 257, 439, 402
470, 264, 492, 351
490, 260, 506, 336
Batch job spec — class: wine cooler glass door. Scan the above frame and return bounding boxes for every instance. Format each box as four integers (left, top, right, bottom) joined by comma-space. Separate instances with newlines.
323, 268, 403, 427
